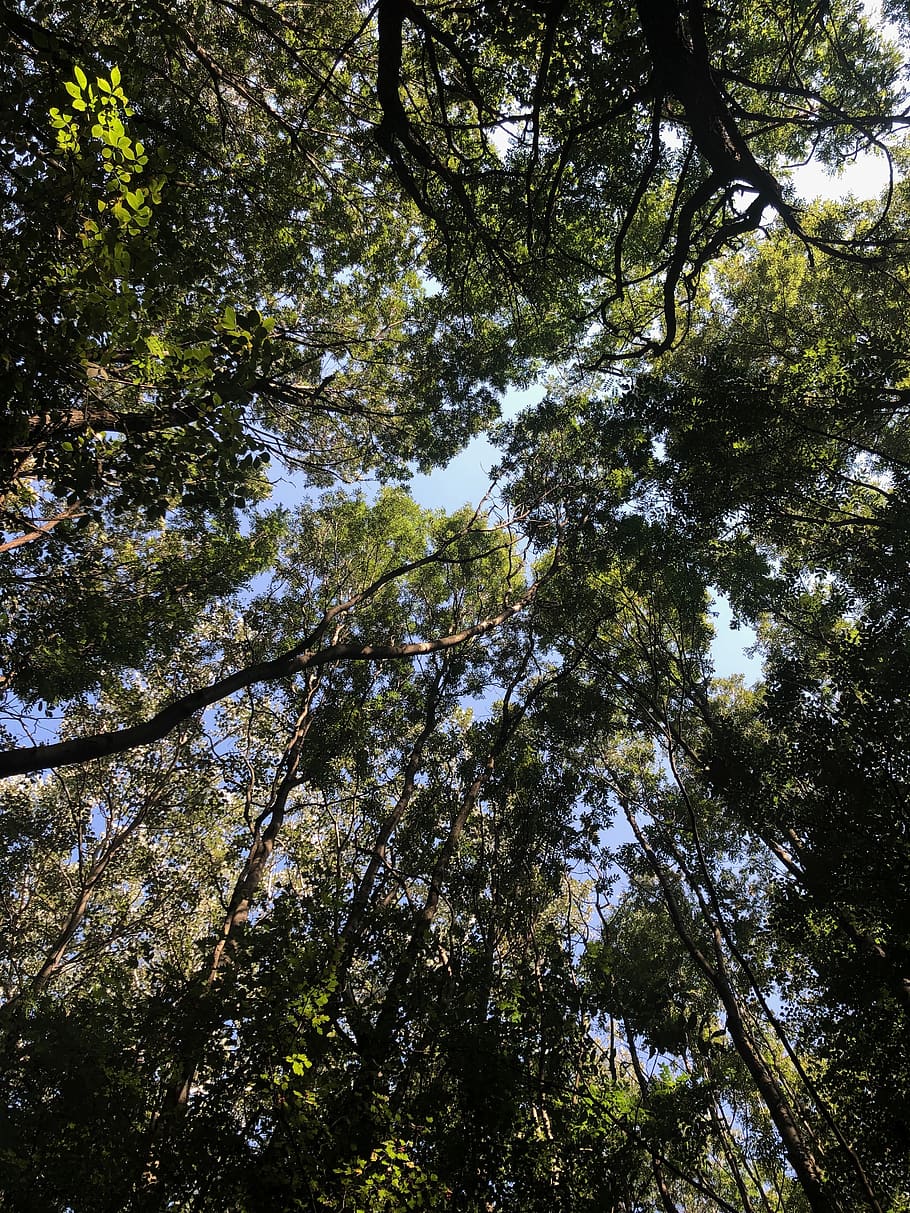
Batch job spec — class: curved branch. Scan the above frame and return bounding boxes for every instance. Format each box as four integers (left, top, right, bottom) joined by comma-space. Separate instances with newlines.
0, 595, 536, 778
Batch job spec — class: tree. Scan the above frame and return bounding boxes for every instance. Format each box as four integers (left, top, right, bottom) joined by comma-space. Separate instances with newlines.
370, 0, 906, 351
4, 2, 910, 1210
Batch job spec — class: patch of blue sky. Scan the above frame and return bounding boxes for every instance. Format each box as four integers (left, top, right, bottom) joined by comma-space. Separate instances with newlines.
406, 381, 546, 512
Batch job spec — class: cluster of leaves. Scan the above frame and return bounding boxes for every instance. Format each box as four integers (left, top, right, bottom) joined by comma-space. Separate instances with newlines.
3, 63, 278, 520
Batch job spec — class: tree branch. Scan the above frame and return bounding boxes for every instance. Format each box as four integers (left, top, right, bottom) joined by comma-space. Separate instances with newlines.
0, 599, 536, 779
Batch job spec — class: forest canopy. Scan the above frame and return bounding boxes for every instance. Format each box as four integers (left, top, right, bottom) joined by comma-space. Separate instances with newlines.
2, 1, 910, 1210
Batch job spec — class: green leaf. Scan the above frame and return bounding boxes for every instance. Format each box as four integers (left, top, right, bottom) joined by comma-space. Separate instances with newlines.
74, 66, 88, 88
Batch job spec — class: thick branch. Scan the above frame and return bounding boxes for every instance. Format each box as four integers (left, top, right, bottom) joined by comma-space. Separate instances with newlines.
12, 403, 203, 447
634, 0, 792, 217
0, 600, 533, 778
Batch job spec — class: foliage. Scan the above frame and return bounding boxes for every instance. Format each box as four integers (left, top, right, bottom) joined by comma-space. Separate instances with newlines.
3, 3, 910, 1211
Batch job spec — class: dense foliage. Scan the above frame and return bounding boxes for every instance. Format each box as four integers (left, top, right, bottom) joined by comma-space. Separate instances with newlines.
2, 1, 909, 1210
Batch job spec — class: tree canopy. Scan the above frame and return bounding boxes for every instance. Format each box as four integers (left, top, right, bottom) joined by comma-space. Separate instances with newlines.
2, 2, 910, 1210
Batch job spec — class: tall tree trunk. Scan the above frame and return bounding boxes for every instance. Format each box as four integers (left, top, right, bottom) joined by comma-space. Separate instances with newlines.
623, 802, 840, 1213
141, 676, 319, 1198
331, 660, 447, 1004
